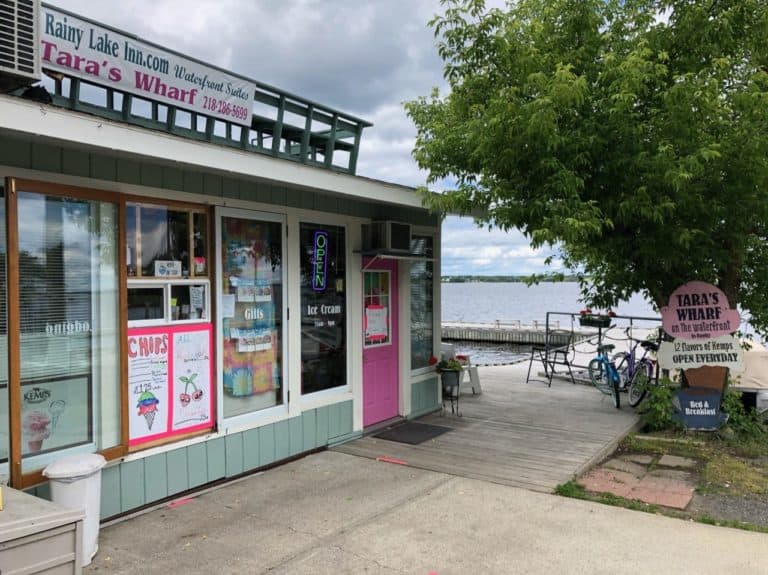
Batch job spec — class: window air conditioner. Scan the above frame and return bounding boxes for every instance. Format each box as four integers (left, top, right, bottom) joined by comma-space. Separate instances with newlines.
362, 221, 412, 253
0, 0, 41, 92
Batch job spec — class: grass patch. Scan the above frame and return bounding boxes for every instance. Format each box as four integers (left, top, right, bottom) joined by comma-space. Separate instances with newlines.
557, 480, 768, 534
695, 515, 768, 534
555, 480, 660, 514
554, 480, 588, 499
620, 433, 709, 460
565, 417, 768, 534
700, 453, 768, 496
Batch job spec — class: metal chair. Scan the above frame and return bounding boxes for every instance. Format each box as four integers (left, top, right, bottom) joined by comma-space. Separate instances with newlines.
525, 329, 576, 386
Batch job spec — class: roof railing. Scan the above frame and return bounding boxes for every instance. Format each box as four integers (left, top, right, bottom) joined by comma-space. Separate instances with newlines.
37, 71, 370, 174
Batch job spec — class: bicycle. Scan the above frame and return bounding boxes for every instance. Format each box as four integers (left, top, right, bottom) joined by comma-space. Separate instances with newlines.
588, 343, 622, 409
611, 328, 660, 407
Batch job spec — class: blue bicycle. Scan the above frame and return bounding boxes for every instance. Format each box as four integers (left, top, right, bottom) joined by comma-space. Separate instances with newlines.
588, 343, 621, 409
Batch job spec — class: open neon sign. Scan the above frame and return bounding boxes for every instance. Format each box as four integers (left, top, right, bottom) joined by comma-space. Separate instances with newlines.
312, 231, 328, 292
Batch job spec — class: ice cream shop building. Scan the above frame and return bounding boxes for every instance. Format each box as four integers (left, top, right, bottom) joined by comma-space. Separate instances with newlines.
0, 1, 440, 518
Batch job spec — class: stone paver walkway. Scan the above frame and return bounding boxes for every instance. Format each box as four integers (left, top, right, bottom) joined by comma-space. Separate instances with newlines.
578, 454, 698, 510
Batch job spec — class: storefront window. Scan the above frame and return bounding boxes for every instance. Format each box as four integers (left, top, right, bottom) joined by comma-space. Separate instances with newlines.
127, 202, 210, 327
410, 235, 434, 370
300, 224, 346, 394
17, 191, 120, 473
126, 203, 208, 278
219, 213, 284, 418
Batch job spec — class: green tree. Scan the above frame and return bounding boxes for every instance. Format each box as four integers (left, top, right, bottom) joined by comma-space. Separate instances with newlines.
407, 0, 768, 332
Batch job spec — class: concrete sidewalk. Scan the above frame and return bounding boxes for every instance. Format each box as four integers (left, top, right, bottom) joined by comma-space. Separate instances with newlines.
86, 450, 767, 575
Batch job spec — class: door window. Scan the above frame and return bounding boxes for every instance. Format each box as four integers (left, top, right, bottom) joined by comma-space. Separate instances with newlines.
219, 213, 284, 418
364, 270, 390, 347
300, 224, 346, 394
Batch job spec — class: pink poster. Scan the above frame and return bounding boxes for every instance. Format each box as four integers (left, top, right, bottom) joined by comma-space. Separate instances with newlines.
128, 324, 214, 447
661, 281, 740, 340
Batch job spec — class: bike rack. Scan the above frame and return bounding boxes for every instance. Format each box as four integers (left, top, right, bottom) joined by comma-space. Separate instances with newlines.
540, 311, 662, 374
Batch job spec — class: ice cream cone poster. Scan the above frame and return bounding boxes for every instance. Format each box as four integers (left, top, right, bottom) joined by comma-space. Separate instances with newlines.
128, 328, 170, 445
20, 377, 90, 456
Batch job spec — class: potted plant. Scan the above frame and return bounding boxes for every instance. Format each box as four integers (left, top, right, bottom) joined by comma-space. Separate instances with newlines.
433, 357, 463, 391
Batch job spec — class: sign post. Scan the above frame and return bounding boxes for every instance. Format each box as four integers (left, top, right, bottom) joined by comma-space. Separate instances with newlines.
659, 281, 742, 430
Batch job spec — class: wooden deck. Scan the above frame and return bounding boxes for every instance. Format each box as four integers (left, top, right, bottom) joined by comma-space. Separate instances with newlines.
333, 363, 640, 492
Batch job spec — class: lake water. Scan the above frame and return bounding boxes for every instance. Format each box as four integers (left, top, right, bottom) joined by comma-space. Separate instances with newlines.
442, 281, 657, 365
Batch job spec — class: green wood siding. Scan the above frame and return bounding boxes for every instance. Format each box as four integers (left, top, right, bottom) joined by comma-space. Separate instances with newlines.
186, 443, 209, 489
410, 377, 440, 418
0, 133, 439, 226
242, 428, 261, 472
100, 465, 122, 519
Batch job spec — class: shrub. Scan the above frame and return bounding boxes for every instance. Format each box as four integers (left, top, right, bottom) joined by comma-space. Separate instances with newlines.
639, 377, 681, 432
721, 389, 767, 441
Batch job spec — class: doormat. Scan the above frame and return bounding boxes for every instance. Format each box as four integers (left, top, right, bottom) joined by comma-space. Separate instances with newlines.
373, 422, 452, 445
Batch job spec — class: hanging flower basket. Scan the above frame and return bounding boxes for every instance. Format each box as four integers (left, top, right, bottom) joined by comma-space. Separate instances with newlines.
578, 314, 612, 328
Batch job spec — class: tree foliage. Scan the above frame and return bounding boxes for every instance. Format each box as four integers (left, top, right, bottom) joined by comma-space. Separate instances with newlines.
406, 0, 768, 333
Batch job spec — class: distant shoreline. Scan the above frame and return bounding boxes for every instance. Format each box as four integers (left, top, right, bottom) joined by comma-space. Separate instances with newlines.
441, 275, 579, 283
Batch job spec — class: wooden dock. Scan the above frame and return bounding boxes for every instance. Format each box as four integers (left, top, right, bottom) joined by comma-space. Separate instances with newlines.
334, 363, 640, 492
441, 321, 593, 346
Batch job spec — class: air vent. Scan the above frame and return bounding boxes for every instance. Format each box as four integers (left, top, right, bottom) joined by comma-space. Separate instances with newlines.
0, 0, 41, 91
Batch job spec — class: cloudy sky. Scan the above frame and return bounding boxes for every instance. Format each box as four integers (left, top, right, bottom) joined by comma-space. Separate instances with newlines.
49, 0, 557, 276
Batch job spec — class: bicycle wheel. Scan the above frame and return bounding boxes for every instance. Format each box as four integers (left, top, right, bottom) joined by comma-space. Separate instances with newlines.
611, 352, 630, 390
627, 360, 652, 407
588, 358, 613, 395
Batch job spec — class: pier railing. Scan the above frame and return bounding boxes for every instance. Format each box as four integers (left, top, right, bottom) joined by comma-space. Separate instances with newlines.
441, 311, 663, 371
542, 311, 662, 371
441, 320, 574, 346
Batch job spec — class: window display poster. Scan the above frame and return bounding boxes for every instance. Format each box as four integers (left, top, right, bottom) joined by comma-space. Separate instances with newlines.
365, 305, 388, 343
172, 328, 213, 431
20, 376, 91, 456
221, 217, 282, 403
128, 328, 170, 445
128, 324, 213, 446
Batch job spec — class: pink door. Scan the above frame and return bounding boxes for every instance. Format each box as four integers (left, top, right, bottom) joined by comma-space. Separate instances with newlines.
362, 260, 399, 426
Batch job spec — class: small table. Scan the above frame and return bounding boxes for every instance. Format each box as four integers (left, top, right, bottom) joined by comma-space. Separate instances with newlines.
0, 487, 84, 574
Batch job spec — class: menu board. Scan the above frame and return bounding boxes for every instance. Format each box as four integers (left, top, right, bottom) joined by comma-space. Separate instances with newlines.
128, 324, 213, 447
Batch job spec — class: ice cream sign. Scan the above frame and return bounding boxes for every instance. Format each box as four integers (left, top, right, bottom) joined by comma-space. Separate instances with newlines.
659, 281, 743, 372
658, 334, 743, 372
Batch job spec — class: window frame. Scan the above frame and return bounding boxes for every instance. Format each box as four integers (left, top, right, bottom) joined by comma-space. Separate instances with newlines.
215, 206, 289, 431
299, 221, 349, 397
6, 178, 128, 488
127, 279, 211, 327
125, 200, 210, 281
363, 269, 392, 349
409, 230, 438, 376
